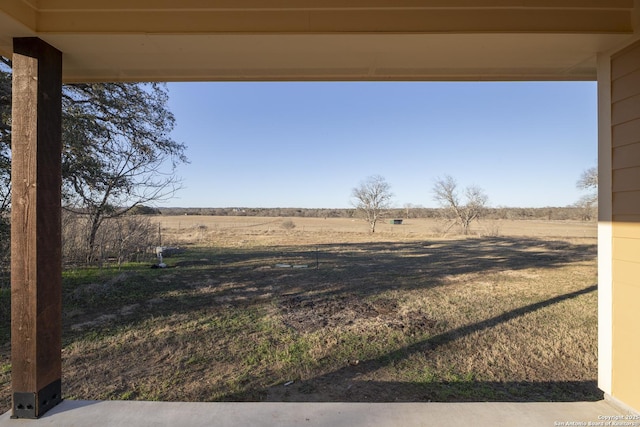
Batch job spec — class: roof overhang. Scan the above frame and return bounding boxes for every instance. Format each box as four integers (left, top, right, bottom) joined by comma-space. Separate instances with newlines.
0, 0, 637, 82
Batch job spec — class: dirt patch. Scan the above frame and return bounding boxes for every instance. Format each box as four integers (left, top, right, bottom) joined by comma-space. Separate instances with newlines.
280, 294, 435, 335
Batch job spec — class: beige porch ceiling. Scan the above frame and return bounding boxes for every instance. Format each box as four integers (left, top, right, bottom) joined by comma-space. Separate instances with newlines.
0, 0, 636, 82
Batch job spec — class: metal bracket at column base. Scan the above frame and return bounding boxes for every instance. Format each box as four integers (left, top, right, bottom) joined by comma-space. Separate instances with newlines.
11, 379, 63, 419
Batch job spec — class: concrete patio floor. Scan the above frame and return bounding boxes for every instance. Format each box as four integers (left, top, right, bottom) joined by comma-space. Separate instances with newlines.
0, 399, 634, 427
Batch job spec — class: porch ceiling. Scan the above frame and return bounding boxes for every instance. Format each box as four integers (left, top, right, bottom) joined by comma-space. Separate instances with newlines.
0, 0, 636, 82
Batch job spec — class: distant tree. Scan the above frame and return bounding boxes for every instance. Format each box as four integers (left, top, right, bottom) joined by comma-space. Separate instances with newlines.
575, 166, 597, 221
574, 195, 597, 221
433, 175, 488, 235
403, 203, 416, 219
128, 205, 162, 215
351, 175, 393, 233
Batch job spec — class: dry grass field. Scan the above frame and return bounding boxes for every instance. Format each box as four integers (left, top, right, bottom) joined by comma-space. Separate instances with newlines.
0, 216, 598, 411
156, 215, 596, 244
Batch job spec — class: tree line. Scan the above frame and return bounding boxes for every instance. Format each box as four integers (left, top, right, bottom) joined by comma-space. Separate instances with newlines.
157, 205, 595, 221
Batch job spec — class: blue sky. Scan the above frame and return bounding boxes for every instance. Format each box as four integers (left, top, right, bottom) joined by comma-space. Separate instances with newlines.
163, 81, 597, 209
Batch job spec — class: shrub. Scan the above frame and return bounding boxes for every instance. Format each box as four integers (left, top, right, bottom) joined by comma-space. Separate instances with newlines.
62, 211, 157, 265
281, 220, 296, 230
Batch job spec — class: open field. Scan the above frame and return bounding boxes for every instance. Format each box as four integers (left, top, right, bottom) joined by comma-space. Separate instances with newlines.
0, 216, 598, 411
157, 215, 596, 245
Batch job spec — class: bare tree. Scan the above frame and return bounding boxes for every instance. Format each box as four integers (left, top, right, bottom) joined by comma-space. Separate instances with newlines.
577, 166, 598, 190
351, 175, 393, 233
575, 166, 597, 221
433, 175, 488, 235
403, 203, 415, 219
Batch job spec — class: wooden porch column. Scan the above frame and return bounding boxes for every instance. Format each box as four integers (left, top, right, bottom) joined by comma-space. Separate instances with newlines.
11, 37, 63, 419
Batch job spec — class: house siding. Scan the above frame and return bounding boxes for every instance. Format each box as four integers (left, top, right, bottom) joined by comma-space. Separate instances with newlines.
610, 40, 640, 410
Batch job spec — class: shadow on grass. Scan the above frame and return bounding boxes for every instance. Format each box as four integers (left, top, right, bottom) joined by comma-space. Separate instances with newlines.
224, 284, 599, 403
60, 236, 596, 320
